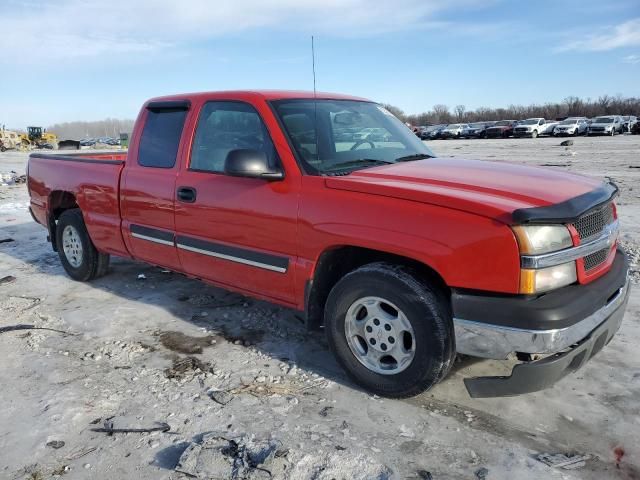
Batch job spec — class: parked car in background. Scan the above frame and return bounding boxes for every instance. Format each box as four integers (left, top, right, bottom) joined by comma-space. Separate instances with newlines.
440, 123, 469, 139
419, 124, 444, 140
513, 118, 547, 138
461, 122, 495, 139
621, 116, 637, 133
632, 120, 640, 134
588, 116, 624, 136
485, 120, 518, 138
428, 124, 449, 140
80, 138, 96, 147
554, 117, 589, 136
540, 120, 560, 136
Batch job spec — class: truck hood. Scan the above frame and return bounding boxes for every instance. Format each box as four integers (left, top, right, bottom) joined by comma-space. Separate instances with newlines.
324, 158, 602, 223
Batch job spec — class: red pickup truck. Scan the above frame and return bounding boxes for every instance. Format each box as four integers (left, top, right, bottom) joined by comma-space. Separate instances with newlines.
27, 91, 630, 398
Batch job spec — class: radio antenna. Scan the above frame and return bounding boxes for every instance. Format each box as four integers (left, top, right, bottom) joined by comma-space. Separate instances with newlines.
311, 35, 319, 161
311, 35, 317, 97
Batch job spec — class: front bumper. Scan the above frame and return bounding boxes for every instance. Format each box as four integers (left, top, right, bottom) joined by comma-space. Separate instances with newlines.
453, 249, 630, 397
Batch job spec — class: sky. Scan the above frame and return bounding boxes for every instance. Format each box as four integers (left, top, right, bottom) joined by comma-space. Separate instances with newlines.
1, 0, 639, 127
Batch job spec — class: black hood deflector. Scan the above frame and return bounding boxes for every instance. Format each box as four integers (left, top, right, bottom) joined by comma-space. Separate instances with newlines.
511, 181, 618, 224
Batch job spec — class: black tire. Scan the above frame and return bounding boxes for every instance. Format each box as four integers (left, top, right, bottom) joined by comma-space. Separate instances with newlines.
324, 262, 454, 398
55, 209, 110, 281
531, 130, 538, 139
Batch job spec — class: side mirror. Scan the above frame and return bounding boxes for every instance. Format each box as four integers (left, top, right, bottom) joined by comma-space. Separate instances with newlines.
224, 149, 284, 180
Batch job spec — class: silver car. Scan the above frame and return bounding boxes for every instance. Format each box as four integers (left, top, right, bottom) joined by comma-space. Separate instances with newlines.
554, 117, 589, 136
587, 116, 624, 136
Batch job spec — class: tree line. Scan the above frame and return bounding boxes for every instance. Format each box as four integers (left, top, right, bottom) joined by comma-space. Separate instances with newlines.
46, 118, 135, 140
383, 95, 640, 126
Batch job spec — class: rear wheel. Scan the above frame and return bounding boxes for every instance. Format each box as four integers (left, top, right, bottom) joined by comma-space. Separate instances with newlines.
55, 209, 110, 281
325, 263, 454, 398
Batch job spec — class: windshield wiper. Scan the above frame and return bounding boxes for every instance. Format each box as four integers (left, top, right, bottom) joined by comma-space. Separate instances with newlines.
325, 158, 394, 171
394, 153, 433, 162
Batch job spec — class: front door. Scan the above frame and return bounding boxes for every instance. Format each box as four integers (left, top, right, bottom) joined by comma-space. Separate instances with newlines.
174, 100, 299, 304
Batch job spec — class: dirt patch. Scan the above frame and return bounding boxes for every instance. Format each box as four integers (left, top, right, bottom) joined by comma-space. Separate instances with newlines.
159, 331, 218, 354
164, 356, 212, 379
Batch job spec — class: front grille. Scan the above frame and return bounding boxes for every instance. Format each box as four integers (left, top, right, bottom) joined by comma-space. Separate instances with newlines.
571, 202, 614, 241
583, 248, 609, 272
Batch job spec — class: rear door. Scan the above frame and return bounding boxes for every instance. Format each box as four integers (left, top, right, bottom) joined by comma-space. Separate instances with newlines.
174, 100, 299, 304
120, 101, 190, 270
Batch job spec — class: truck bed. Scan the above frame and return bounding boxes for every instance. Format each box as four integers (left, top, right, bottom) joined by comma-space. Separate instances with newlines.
28, 150, 130, 257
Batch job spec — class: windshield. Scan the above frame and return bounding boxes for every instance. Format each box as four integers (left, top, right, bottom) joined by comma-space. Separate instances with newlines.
560, 119, 578, 125
522, 119, 540, 125
447, 124, 462, 129
494, 120, 512, 126
272, 100, 435, 174
594, 117, 614, 123
469, 123, 485, 128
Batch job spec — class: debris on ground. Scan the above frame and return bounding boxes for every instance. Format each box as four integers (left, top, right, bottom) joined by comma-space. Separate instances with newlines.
318, 406, 333, 417
614, 446, 625, 467
475, 466, 489, 479
137, 273, 146, 280
560, 140, 574, 146
537, 452, 591, 470
164, 355, 212, 379
1, 172, 26, 186
46, 440, 65, 449
209, 390, 234, 405
0, 237, 15, 243
0, 275, 16, 285
64, 446, 97, 461
416, 470, 433, 479
91, 418, 171, 435
176, 434, 281, 479
0, 324, 76, 335
539, 163, 571, 167
159, 330, 217, 354
176, 433, 392, 480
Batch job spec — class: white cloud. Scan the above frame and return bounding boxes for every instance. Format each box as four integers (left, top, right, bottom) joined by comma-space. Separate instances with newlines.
555, 18, 640, 52
623, 54, 640, 64
2, 0, 495, 63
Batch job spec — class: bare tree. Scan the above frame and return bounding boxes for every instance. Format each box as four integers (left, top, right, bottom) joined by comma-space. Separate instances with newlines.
382, 94, 639, 126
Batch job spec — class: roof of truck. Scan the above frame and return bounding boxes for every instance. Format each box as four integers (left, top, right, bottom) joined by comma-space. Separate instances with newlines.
145, 90, 372, 104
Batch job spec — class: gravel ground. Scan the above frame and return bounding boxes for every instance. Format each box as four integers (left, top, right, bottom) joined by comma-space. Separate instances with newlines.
0, 135, 638, 480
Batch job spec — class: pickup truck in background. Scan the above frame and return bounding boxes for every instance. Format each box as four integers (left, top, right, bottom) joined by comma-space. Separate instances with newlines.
513, 118, 548, 138
28, 91, 630, 398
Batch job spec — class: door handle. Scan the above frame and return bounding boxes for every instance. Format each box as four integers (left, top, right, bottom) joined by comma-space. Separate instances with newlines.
177, 186, 197, 203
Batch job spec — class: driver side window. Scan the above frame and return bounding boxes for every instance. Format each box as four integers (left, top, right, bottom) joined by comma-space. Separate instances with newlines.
190, 101, 277, 173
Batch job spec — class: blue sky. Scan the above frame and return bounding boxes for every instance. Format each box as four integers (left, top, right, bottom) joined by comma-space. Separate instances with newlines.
2, 0, 639, 127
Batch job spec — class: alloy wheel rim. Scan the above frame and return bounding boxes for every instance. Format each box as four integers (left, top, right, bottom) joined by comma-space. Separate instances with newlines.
62, 225, 83, 268
344, 296, 416, 375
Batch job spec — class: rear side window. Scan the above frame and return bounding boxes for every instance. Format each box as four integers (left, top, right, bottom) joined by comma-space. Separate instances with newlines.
138, 108, 187, 168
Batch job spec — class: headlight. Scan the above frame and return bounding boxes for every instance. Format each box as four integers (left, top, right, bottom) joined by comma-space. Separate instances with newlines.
512, 225, 573, 254
520, 262, 577, 293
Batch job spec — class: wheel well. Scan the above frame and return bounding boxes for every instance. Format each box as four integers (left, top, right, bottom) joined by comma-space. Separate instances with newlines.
305, 246, 449, 330
48, 191, 79, 251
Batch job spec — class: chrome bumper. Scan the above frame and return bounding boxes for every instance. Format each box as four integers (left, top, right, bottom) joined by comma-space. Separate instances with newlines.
454, 276, 630, 360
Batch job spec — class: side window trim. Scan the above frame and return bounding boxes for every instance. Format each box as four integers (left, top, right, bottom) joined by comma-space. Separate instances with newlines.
188, 100, 280, 175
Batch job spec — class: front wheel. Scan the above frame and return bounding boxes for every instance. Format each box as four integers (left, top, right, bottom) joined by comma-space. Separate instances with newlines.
56, 209, 110, 281
531, 130, 538, 138
324, 263, 454, 398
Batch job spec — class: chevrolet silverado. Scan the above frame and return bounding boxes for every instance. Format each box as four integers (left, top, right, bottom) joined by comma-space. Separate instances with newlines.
27, 91, 630, 398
